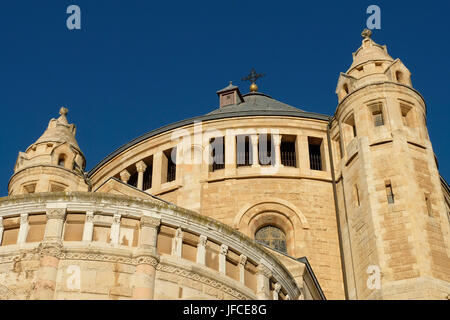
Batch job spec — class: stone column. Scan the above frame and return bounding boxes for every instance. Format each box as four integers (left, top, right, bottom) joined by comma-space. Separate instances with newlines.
82, 211, 94, 242
120, 169, 131, 184
34, 208, 66, 300
152, 151, 163, 191
238, 254, 247, 285
136, 160, 147, 190
298, 135, 310, 175
196, 235, 207, 265
132, 216, 160, 300
17, 213, 29, 244
110, 213, 121, 245
219, 244, 228, 274
172, 227, 183, 258
273, 283, 281, 300
256, 263, 272, 300
250, 135, 259, 167
273, 134, 282, 167
225, 131, 236, 176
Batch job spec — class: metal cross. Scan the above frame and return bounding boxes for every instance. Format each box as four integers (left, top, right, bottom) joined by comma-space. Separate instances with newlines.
242, 68, 265, 84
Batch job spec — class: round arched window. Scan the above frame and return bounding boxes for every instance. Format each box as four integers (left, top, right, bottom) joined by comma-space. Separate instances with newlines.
255, 226, 287, 253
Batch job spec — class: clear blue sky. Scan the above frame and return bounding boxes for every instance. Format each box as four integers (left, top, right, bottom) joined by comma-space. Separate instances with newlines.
0, 1, 449, 195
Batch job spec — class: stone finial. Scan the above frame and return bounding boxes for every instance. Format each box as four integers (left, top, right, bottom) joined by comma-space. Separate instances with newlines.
59, 107, 68, 116
361, 28, 372, 39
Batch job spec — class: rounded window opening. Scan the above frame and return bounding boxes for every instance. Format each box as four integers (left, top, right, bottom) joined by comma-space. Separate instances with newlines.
255, 225, 287, 254
58, 154, 66, 167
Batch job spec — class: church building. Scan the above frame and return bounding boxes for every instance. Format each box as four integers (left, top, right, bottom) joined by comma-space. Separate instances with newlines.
0, 30, 449, 300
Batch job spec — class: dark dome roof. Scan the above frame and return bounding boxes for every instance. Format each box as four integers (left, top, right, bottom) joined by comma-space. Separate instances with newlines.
88, 92, 329, 177
208, 92, 304, 115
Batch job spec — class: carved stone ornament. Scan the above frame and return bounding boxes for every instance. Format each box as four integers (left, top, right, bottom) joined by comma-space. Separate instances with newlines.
140, 216, 161, 228
239, 254, 247, 266
257, 263, 272, 278
220, 244, 229, 255
198, 235, 207, 246
46, 208, 66, 220
135, 255, 159, 267
37, 241, 63, 258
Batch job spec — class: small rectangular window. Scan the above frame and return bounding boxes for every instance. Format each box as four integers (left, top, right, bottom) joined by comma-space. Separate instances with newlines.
400, 103, 414, 127
308, 137, 324, 171
281, 135, 297, 167
258, 134, 274, 166
163, 148, 176, 182
385, 182, 395, 204
210, 137, 225, 171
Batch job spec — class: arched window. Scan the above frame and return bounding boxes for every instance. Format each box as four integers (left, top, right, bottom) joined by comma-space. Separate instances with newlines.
58, 154, 66, 167
255, 225, 287, 253
343, 83, 349, 95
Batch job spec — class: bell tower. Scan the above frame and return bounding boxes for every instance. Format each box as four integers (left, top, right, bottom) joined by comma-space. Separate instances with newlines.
330, 30, 450, 299
8, 107, 89, 195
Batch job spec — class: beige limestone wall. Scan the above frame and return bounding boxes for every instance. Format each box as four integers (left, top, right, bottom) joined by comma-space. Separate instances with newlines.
333, 80, 450, 300
0, 193, 306, 300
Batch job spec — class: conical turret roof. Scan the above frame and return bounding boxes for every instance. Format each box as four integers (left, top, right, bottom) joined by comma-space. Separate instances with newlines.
32, 107, 81, 152
347, 29, 394, 72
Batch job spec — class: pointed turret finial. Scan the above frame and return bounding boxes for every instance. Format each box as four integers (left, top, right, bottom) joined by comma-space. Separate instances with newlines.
361, 28, 373, 39
59, 107, 68, 116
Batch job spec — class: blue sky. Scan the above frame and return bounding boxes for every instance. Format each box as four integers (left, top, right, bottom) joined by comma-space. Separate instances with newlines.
0, 1, 449, 195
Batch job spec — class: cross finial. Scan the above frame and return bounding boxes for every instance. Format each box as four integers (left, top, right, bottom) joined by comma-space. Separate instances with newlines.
361, 28, 372, 39
242, 68, 265, 92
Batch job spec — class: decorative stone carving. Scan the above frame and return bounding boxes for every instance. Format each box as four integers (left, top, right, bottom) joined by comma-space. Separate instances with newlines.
273, 282, 281, 300
46, 208, 66, 220
239, 254, 247, 266
86, 211, 94, 223
37, 241, 63, 258
172, 227, 183, 257
156, 263, 252, 300
198, 235, 207, 246
135, 255, 159, 267
20, 213, 28, 224
220, 244, 228, 255
197, 235, 207, 265
119, 169, 131, 183
140, 216, 161, 228
257, 263, 272, 278
135, 160, 147, 173
112, 213, 121, 225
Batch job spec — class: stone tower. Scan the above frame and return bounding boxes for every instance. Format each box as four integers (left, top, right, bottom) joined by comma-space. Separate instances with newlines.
8, 107, 89, 195
331, 29, 450, 300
